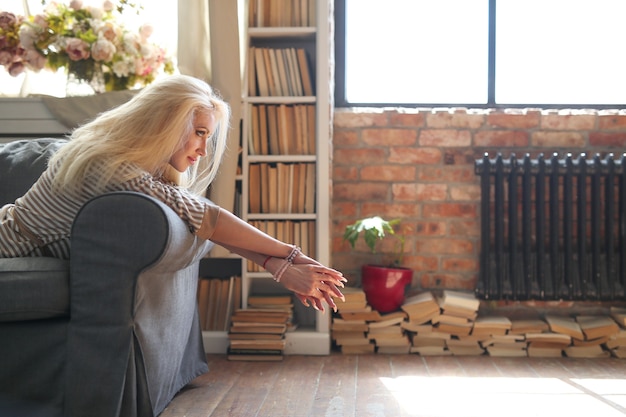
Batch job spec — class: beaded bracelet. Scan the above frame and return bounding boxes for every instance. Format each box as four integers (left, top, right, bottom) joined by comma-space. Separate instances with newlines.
272, 245, 302, 282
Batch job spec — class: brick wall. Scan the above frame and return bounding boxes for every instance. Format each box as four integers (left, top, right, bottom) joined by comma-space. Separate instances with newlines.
330, 107, 626, 292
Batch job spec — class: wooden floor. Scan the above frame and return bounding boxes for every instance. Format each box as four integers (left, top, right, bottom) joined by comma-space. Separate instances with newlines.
160, 353, 626, 417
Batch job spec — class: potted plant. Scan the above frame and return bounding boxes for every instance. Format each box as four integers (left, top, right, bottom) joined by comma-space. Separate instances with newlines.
343, 216, 413, 313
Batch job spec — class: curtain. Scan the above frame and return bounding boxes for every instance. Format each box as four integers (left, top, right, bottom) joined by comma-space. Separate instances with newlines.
178, 0, 243, 257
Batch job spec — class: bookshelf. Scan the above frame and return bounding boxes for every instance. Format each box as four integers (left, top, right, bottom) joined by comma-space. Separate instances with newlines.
237, 0, 331, 355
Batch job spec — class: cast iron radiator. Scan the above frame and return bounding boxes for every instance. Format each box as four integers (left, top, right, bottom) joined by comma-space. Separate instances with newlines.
475, 152, 626, 301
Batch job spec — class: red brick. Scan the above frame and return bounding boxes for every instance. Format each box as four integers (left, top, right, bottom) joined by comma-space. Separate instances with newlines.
449, 220, 480, 237
415, 238, 474, 255
332, 202, 357, 218
426, 110, 485, 129
422, 203, 478, 219
333, 166, 358, 181
388, 109, 426, 127
449, 184, 481, 201
333, 129, 359, 146
362, 128, 418, 146
389, 147, 442, 164
420, 273, 476, 290
541, 113, 596, 130
442, 258, 479, 273
415, 221, 447, 236
393, 183, 447, 201
531, 132, 586, 148
333, 109, 388, 128
333, 183, 388, 201
334, 148, 386, 165
417, 166, 475, 183
361, 165, 416, 182
598, 113, 626, 130
361, 203, 420, 218
419, 129, 472, 147
487, 111, 541, 129
403, 255, 439, 271
474, 130, 529, 147
589, 132, 626, 147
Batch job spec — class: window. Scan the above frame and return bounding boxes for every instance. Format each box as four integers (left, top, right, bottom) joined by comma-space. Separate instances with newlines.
335, 0, 626, 108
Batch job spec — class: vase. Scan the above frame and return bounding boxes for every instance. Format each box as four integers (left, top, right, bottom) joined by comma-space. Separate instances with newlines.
65, 68, 105, 96
361, 264, 413, 313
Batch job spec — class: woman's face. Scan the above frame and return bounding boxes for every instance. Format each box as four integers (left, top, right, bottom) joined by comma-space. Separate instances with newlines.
169, 111, 217, 172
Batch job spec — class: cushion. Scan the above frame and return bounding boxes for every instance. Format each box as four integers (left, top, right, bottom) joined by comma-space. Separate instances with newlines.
0, 138, 67, 206
0, 257, 70, 321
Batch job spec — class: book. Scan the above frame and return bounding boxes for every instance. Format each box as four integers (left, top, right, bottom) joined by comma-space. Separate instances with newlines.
486, 344, 527, 357
525, 332, 572, 347
197, 278, 211, 330
377, 346, 411, 354
509, 319, 550, 335
410, 346, 451, 356
368, 311, 407, 328
576, 315, 620, 340
471, 315, 512, 337
340, 344, 376, 354
564, 345, 611, 358
248, 294, 293, 306
253, 47, 269, 96
440, 290, 480, 312
448, 345, 485, 356
610, 306, 626, 327
296, 48, 313, 96
401, 292, 440, 322
545, 315, 585, 341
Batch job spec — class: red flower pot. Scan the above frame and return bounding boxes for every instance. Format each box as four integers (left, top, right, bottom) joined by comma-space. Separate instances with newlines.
361, 264, 413, 313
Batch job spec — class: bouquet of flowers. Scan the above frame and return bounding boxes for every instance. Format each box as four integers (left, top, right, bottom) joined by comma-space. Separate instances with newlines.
0, 11, 47, 77
2, 0, 175, 93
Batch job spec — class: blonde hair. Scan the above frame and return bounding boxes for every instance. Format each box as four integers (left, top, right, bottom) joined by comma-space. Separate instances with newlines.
50, 74, 231, 195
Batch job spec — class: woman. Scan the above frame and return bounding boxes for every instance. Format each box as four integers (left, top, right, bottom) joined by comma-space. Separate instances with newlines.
0, 74, 345, 311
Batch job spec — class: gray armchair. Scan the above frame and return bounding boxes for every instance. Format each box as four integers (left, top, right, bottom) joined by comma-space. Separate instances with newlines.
0, 139, 213, 417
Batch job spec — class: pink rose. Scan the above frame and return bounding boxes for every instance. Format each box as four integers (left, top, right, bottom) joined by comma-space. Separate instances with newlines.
139, 24, 154, 41
23, 49, 47, 71
102, 1, 115, 12
69, 0, 83, 11
0, 12, 17, 31
65, 38, 90, 61
8, 60, 25, 76
0, 50, 13, 66
98, 22, 119, 42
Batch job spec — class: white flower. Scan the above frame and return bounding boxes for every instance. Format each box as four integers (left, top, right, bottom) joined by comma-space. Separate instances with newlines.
112, 59, 131, 77
91, 37, 116, 62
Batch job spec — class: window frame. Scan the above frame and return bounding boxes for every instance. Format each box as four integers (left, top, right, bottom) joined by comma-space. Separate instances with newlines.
334, 0, 625, 110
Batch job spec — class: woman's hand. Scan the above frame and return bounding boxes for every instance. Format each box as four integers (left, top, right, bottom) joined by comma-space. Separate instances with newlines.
265, 257, 346, 312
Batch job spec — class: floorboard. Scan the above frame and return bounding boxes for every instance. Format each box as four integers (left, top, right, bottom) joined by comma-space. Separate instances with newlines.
159, 353, 626, 417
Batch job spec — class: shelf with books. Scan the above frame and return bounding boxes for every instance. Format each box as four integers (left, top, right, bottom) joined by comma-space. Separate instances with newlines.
239, 0, 331, 355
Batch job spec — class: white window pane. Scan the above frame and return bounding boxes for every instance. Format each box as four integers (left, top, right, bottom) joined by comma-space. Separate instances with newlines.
496, 0, 626, 105
344, 0, 489, 104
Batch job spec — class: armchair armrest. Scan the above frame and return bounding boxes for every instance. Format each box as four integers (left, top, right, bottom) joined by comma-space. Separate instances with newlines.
65, 191, 213, 417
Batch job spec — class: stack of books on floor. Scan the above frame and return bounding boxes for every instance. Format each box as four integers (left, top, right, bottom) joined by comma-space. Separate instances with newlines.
368, 311, 410, 354
331, 287, 376, 354
227, 294, 293, 361
332, 288, 626, 358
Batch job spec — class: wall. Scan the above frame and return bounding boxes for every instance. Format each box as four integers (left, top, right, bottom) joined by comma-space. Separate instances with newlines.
330, 107, 626, 292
